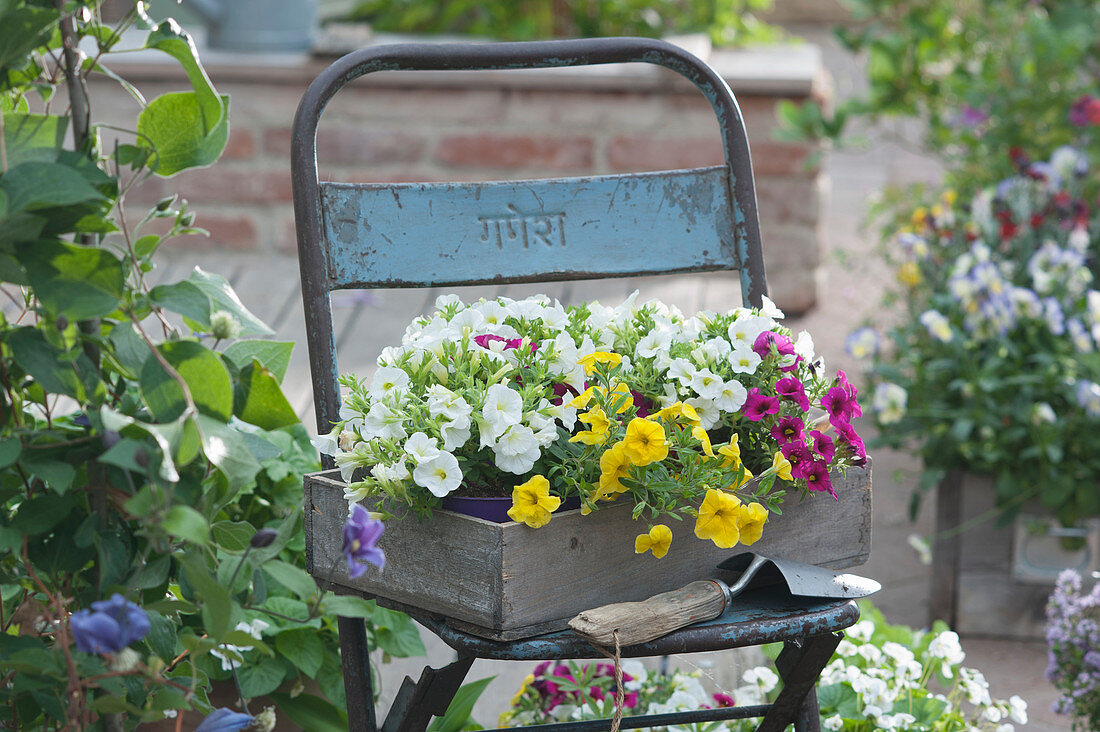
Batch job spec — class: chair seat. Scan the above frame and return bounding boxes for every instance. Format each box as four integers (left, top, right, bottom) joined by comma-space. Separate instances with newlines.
418, 588, 860, 661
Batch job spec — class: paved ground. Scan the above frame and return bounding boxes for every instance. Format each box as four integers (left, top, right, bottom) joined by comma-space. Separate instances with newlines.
158, 28, 1069, 731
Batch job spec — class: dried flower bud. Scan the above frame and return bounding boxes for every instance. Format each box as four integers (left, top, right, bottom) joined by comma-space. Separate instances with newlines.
55, 315, 68, 331
250, 528, 278, 548
210, 310, 241, 340
109, 647, 142, 672
252, 706, 277, 732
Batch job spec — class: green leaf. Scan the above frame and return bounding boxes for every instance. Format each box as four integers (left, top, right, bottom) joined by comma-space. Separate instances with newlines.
150, 280, 212, 325
275, 629, 324, 677
19, 239, 123, 320
1, 113, 67, 167
212, 520, 253, 551
163, 505, 210, 545
100, 406, 180, 483
186, 267, 274, 336
262, 559, 318, 601
140, 340, 233, 422
237, 656, 286, 699
181, 555, 233, 640
269, 692, 348, 732
316, 653, 347, 709
372, 606, 426, 658
321, 594, 376, 619
196, 414, 261, 489
10, 493, 77, 535
223, 340, 294, 383
235, 360, 299, 430
0, 4, 58, 78
108, 321, 149, 375
0, 436, 21, 469
20, 455, 76, 494
5, 326, 84, 399
144, 611, 178, 662
427, 677, 494, 732
138, 91, 229, 177
0, 161, 105, 213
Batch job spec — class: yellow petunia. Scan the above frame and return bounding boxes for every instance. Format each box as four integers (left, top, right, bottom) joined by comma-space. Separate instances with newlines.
569, 407, 611, 445
607, 382, 634, 414
897, 261, 922, 288
692, 426, 715, 457
507, 475, 562, 528
656, 401, 701, 426
731, 463, 754, 488
772, 451, 792, 481
598, 441, 632, 496
737, 502, 769, 546
634, 524, 673, 559
716, 435, 741, 467
578, 351, 623, 374
568, 386, 597, 409
622, 418, 669, 466
694, 489, 742, 548
510, 673, 535, 707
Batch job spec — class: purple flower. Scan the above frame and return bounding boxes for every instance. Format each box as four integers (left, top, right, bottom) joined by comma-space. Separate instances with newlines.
195, 708, 253, 732
70, 594, 150, 654
1069, 95, 1100, 127
742, 388, 780, 421
834, 421, 867, 466
751, 331, 795, 360
775, 377, 810, 411
954, 104, 989, 128
780, 440, 813, 478
473, 334, 507, 349
769, 415, 805, 445
803, 460, 836, 499
821, 387, 857, 426
343, 504, 386, 577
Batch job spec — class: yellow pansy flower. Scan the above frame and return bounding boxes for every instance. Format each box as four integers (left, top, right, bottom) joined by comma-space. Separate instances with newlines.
897, 261, 922, 287
716, 435, 741, 467
737, 502, 768, 546
634, 524, 673, 559
578, 351, 622, 374
772, 451, 792, 481
691, 426, 715, 457
656, 401, 701, 426
598, 441, 632, 495
507, 475, 561, 528
694, 489, 742, 548
622, 418, 669, 466
569, 407, 611, 445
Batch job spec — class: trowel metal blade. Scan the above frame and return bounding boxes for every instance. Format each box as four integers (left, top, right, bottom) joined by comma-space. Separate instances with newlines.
717, 551, 880, 599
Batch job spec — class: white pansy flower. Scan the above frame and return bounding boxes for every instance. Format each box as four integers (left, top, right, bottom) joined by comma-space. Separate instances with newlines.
873, 382, 908, 424
403, 432, 440, 464
928, 630, 966, 669
412, 452, 462, 497
881, 641, 915, 666
482, 383, 523, 437
823, 715, 843, 731
835, 639, 859, 657
728, 342, 762, 374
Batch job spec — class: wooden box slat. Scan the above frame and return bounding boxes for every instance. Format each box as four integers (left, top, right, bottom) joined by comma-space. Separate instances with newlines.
305, 464, 871, 640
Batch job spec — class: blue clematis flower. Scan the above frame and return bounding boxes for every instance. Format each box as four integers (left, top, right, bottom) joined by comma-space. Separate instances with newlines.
343, 504, 386, 577
70, 594, 150, 654
195, 707, 253, 732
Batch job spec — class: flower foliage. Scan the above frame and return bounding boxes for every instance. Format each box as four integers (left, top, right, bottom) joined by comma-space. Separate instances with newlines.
857, 144, 1100, 525
318, 293, 865, 556
1046, 569, 1100, 730
502, 603, 1028, 730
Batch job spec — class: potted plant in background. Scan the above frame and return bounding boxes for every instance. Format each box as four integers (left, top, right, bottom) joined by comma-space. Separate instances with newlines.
0, 1, 423, 728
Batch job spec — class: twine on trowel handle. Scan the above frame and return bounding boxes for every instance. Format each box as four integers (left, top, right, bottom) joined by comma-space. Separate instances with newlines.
570, 581, 731, 732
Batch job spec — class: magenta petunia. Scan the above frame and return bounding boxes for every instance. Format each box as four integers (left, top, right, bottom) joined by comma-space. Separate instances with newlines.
770, 415, 805, 445
743, 388, 780, 421
809, 429, 835, 462
631, 389, 653, 418
623, 691, 639, 708
473, 334, 507, 349
713, 692, 736, 708
821, 386, 858, 426
780, 440, 814, 479
775, 377, 811, 411
835, 421, 867, 466
752, 330, 795, 360
803, 460, 836, 499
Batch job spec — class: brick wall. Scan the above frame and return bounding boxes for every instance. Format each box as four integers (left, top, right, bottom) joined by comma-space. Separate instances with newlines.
93, 44, 829, 312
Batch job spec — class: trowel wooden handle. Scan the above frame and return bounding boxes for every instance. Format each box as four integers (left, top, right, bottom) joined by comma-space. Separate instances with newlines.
568, 580, 728, 647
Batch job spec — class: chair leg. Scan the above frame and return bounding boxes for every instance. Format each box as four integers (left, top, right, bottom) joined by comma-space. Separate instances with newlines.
339, 615, 378, 732
381, 655, 475, 732
794, 685, 822, 732
757, 632, 841, 732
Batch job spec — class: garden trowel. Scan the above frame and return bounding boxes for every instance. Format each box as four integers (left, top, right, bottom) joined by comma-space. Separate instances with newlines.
568, 551, 880, 647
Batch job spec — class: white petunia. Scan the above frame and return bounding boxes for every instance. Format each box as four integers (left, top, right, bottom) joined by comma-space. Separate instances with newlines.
667, 358, 697, 385
492, 425, 542, 474
728, 342, 762, 374
760, 295, 785, 319
412, 452, 462, 497
636, 328, 673, 359
403, 432, 440, 464
369, 366, 410, 402
713, 379, 748, 413
743, 666, 779, 693
361, 402, 407, 441
482, 383, 523, 438
727, 314, 773, 346
620, 660, 647, 690
793, 330, 815, 360
685, 397, 719, 430
427, 385, 473, 422
439, 416, 472, 451
689, 368, 724, 400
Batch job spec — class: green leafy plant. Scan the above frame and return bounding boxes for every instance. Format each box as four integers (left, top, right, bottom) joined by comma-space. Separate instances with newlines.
777, 0, 1100, 195
0, 1, 423, 728
346, 0, 782, 47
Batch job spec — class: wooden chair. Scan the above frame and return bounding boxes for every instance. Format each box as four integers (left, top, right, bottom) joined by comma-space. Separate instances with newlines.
292, 37, 858, 732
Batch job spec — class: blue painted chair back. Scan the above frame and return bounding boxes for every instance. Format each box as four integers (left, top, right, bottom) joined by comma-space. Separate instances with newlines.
291, 37, 769, 435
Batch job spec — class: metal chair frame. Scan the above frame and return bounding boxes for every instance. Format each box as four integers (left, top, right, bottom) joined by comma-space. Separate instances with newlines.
291, 36, 857, 732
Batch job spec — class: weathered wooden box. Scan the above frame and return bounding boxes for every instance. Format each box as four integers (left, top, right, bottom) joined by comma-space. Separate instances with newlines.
305, 465, 872, 640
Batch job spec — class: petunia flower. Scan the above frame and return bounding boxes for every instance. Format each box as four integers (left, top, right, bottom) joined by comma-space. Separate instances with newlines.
809, 429, 835, 462
343, 504, 386, 577
507, 475, 561, 528
715, 435, 741, 467
70, 594, 151, 655
834, 421, 867, 466
577, 351, 622, 374
742, 388, 780, 421
622, 418, 669, 466
597, 441, 632, 497
691, 426, 715, 457
655, 401, 700, 426
769, 415, 805, 445
568, 407, 611, 445
694, 489, 742, 548
751, 330, 795, 360
774, 377, 810, 411
772, 451, 792, 481
634, 524, 673, 558
195, 708, 254, 732
737, 502, 768, 546
803, 460, 836, 499
412, 451, 463, 496
781, 440, 813, 479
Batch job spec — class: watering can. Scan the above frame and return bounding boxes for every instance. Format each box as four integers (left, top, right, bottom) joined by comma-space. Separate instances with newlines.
185, 0, 317, 52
